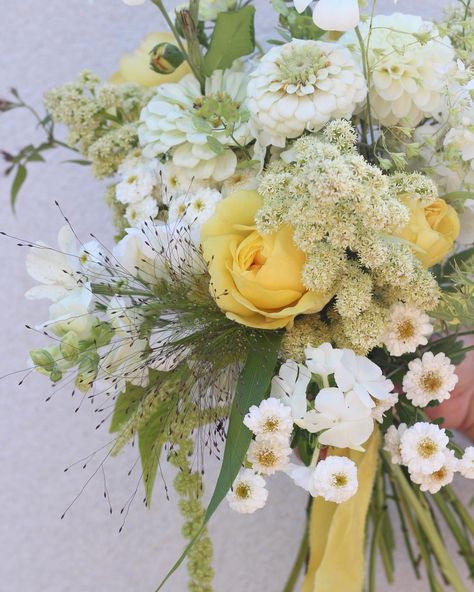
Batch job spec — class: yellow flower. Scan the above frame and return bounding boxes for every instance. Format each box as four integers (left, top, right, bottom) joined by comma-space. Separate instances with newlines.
200, 190, 332, 330
395, 196, 460, 268
109, 32, 190, 87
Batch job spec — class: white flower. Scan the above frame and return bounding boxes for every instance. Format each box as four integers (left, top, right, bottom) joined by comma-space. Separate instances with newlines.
122, 0, 145, 5
247, 39, 366, 147
334, 349, 394, 409
341, 14, 456, 127
139, 69, 250, 182
43, 287, 96, 341
383, 302, 433, 357
168, 188, 222, 230
221, 168, 260, 197
284, 463, 317, 495
270, 360, 311, 422
458, 199, 474, 245
400, 422, 449, 474
403, 352, 458, 407
304, 342, 344, 380
410, 449, 458, 493
294, 0, 360, 32
313, 456, 358, 503
196, 0, 235, 20
247, 438, 292, 475
125, 197, 159, 228
383, 423, 407, 465
459, 447, 474, 479
78, 240, 105, 277
302, 388, 374, 451
244, 398, 293, 443
227, 469, 268, 514
113, 227, 158, 280
371, 391, 399, 423
116, 156, 160, 205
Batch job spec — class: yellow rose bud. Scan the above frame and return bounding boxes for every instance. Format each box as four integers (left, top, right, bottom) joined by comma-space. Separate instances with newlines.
395, 196, 460, 268
200, 190, 332, 330
110, 32, 191, 87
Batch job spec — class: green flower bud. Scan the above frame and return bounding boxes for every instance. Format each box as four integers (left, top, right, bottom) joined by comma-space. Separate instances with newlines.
30, 348, 56, 372
60, 331, 79, 363
75, 351, 100, 392
50, 367, 63, 383
149, 43, 185, 75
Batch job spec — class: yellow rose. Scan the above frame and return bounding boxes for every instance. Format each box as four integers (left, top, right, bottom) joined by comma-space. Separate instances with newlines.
395, 196, 460, 268
200, 191, 332, 330
109, 32, 191, 87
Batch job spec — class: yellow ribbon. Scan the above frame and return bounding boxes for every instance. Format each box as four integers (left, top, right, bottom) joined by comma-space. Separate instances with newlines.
302, 429, 381, 592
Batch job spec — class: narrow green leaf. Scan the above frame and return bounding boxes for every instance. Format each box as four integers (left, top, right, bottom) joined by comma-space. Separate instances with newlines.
109, 383, 145, 434
203, 5, 256, 76
443, 246, 474, 275
206, 135, 226, 156
10, 164, 27, 211
61, 159, 91, 166
155, 330, 282, 591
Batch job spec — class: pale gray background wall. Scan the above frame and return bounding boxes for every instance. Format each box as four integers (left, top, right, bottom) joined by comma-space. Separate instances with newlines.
0, 1, 470, 591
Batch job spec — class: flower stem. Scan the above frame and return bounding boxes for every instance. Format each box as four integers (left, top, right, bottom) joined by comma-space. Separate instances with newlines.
282, 521, 309, 592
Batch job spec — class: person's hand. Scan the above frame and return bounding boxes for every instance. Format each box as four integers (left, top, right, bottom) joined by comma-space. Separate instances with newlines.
425, 336, 474, 442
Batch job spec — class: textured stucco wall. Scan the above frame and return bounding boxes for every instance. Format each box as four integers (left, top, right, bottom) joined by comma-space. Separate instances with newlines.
0, 1, 471, 591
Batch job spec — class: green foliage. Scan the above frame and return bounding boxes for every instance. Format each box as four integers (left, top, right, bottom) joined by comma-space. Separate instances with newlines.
269, 0, 324, 44
110, 382, 145, 434
203, 5, 256, 75
434, 251, 474, 328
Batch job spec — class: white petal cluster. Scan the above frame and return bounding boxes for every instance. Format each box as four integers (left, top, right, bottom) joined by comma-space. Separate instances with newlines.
383, 423, 407, 465
139, 70, 250, 182
227, 469, 269, 514
196, 0, 236, 21
342, 14, 456, 127
402, 352, 458, 407
409, 449, 458, 493
400, 422, 449, 474
459, 447, 474, 479
383, 302, 433, 357
247, 39, 366, 147
304, 342, 343, 379
167, 188, 222, 237
244, 397, 293, 443
371, 391, 399, 424
247, 438, 292, 475
293, 0, 360, 33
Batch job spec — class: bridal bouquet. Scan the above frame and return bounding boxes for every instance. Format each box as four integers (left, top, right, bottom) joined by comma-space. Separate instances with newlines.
3, 0, 474, 590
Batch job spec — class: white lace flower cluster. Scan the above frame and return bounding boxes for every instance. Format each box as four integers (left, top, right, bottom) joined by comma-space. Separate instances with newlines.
384, 423, 474, 493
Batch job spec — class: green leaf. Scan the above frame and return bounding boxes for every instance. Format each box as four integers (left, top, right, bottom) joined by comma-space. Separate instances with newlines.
109, 382, 146, 434
10, 164, 27, 211
154, 330, 282, 591
138, 399, 173, 507
443, 247, 474, 276
61, 159, 91, 166
206, 135, 225, 156
441, 191, 474, 209
203, 5, 255, 76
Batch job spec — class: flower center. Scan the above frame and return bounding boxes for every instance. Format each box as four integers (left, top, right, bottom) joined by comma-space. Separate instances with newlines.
193, 92, 242, 129
432, 467, 447, 481
126, 175, 137, 185
396, 319, 415, 340
276, 45, 330, 92
235, 483, 251, 499
263, 417, 279, 432
332, 472, 348, 488
417, 437, 438, 458
420, 371, 443, 393
257, 449, 277, 468
193, 199, 205, 212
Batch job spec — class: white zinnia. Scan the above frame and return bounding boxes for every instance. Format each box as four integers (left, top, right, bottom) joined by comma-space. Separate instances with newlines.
371, 391, 399, 423
400, 422, 449, 474
139, 70, 250, 182
247, 39, 366, 147
304, 342, 344, 380
341, 14, 456, 127
302, 388, 374, 451
244, 398, 293, 443
247, 438, 292, 475
313, 456, 358, 503
227, 469, 268, 514
294, 0, 360, 32
459, 447, 474, 479
403, 352, 458, 407
383, 302, 433, 357
334, 349, 394, 409
409, 449, 458, 494
383, 423, 407, 465
270, 360, 311, 423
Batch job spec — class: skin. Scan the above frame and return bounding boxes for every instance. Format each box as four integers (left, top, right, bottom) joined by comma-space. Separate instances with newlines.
425, 336, 474, 442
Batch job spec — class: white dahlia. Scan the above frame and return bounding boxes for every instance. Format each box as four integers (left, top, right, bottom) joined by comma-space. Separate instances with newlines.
383, 302, 433, 357
227, 469, 268, 514
247, 39, 366, 147
342, 14, 456, 127
403, 352, 458, 407
313, 456, 358, 503
139, 69, 250, 182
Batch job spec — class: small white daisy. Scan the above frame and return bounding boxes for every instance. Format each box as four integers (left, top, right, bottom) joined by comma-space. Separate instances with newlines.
247, 439, 292, 475
409, 449, 458, 494
226, 469, 269, 514
313, 456, 358, 503
459, 447, 474, 479
383, 302, 433, 357
371, 391, 399, 423
168, 194, 190, 226
185, 188, 222, 226
383, 423, 407, 465
244, 398, 293, 443
403, 352, 458, 407
125, 197, 159, 228
400, 422, 449, 475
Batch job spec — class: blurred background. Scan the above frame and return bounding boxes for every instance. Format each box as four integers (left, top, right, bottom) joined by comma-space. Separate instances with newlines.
0, 1, 469, 591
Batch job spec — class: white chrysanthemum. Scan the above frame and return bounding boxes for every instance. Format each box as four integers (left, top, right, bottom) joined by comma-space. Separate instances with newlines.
409, 449, 458, 493
139, 70, 250, 182
313, 456, 358, 503
247, 39, 366, 147
116, 154, 160, 205
125, 196, 158, 227
383, 302, 433, 356
403, 352, 458, 407
459, 447, 474, 479
294, 0, 360, 32
221, 168, 260, 197
341, 14, 456, 127
383, 423, 407, 465
244, 398, 293, 443
181, 188, 222, 227
371, 391, 399, 423
247, 438, 292, 475
226, 469, 268, 514
400, 422, 449, 474
304, 342, 344, 380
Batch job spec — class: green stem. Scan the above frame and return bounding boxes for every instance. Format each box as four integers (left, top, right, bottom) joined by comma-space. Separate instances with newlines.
282, 521, 309, 592
444, 485, 474, 538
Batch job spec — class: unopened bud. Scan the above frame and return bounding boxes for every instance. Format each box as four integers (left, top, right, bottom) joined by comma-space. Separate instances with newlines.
149, 43, 185, 75
30, 348, 55, 372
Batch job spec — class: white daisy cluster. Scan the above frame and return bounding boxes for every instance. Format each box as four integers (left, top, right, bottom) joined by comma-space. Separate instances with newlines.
384, 422, 473, 494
